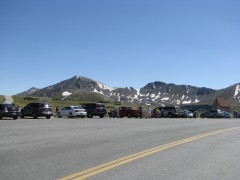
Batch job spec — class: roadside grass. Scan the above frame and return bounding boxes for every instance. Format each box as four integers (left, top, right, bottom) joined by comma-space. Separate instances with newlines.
0, 95, 5, 103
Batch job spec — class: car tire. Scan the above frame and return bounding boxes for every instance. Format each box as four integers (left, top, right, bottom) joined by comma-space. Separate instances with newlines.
87, 112, 93, 118
20, 112, 24, 118
168, 113, 173, 118
32, 112, 38, 119
127, 113, 132, 118
213, 114, 217, 118
13, 116, 18, 120
57, 112, 62, 118
46, 116, 51, 119
68, 113, 73, 118
99, 115, 104, 118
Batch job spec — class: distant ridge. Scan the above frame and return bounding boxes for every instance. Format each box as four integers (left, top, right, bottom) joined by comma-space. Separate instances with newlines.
17, 87, 39, 96
17, 76, 240, 106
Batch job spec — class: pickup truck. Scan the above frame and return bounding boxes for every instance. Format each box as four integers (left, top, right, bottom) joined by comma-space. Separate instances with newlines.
118, 106, 140, 118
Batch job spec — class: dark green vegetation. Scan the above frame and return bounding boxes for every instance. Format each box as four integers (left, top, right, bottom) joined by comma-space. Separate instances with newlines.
0, 95, 5, 103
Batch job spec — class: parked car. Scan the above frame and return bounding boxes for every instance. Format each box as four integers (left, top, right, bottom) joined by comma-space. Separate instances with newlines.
200, 109, 225, 118
182, 110, 193, 118
108, 109, 118, 118
117, 106, 140, 118
82, 103, 106, 118
188, 109, 199, 118
57, 106, 87, 118
163, 106, 183, 118
20, 102, 53, 119
151, 107, 164, 118
0, 103, 19, 120
223, 111, 231, 118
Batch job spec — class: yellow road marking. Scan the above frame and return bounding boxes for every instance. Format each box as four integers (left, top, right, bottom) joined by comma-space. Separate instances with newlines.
59, 127, 240, 180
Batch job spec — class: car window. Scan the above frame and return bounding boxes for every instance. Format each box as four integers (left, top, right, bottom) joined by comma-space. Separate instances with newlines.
63, 107, 68, 110
42, 107, 52, 111
73, 106, 81, 109
175, 106, 182, 112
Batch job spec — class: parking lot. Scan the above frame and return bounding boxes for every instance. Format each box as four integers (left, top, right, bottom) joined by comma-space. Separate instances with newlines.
1, 117, 240, 180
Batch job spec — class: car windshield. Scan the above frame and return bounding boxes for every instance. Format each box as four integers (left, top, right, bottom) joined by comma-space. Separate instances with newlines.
42, 107, 52, 111
39, 104, 50, 107
175, 107, 182, 112
2, 104, 17, 110
73, 106, 83, 109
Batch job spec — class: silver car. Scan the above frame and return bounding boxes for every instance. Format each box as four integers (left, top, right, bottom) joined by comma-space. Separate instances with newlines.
200, 109, 225, 118
182, 110, 193, 118
57, 106, 87, 118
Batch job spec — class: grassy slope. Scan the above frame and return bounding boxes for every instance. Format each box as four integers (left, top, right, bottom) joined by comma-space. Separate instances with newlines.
0, 95, 5, 103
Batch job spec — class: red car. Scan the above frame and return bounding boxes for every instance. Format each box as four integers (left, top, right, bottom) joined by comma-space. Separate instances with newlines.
118, 106, 140, 118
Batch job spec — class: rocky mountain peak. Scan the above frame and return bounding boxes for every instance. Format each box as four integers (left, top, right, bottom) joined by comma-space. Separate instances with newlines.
18, 76, 240, 106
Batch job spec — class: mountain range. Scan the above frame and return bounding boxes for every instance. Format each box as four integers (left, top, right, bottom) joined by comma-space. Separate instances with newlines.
18, 76, 240, 107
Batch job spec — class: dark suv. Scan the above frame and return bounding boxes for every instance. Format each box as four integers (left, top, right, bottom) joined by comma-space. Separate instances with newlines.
163, 106, 183, 118
20, 103, 53, 119
82, 103, 106, 118
0, 103, 19, 120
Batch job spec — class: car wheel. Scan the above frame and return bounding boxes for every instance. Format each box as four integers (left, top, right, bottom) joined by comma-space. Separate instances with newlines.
13, 116, 18, 120
168, 113, 172, 118
32, 112, 38, 119
87, 112, 93, 118
0, 114, 2, 119
81, 115, 85, 118
57, 112, 62, 118
99, 115, 104, 118
127, 113, 132, 118
213, 114, 217, 118
68, 113, 73, 118
46, 116, 51, 119
20, 112, 24, 118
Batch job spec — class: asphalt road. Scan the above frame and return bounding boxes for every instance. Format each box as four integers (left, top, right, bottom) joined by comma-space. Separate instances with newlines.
0, 117, 240, 180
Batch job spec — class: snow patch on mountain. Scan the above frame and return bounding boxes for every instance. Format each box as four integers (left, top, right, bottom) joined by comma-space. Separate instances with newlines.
62, 91, 72, 100
151, 94, 155, 98
195, 99, 200, 103
162, 97, 169, 101
153, 92, 161, 101
182, 100, 191, 104
181, 95, 185, 100
97, 82, 115, 91
234, 84, 240, 97
62, 91, 72, 96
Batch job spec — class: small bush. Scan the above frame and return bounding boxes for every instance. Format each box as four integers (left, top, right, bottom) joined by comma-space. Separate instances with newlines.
24, 97, 38, 101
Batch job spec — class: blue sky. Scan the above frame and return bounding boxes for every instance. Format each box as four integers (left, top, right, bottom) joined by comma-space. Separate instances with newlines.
0, 0, 240, 95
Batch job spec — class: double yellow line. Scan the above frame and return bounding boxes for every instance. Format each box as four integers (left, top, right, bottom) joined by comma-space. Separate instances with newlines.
59, 127, 240, 180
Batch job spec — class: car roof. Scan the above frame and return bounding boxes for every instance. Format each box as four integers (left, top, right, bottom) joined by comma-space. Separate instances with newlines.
0, 103, 14, 106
